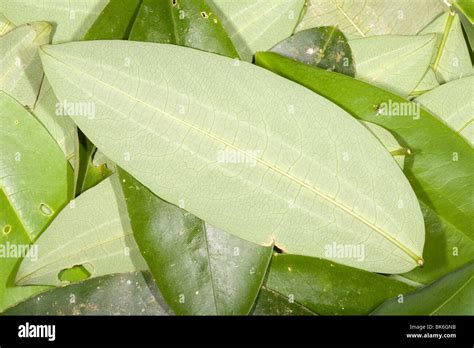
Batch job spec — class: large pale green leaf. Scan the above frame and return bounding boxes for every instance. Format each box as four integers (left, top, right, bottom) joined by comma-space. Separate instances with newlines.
0, 91, 72, 312
270, 26, 355, 76
207, 0, 305, 61
129, 0, 238, 58
5, 272, 172, 315
361, 121, 408, 168
0, 0, 108, 43
0, 13, 14, 35
32, 79, 77, 163
126, 0, 271, 316
372, 262, 474, 315
349, 34, 437, 97
74, 0, 140, 196
256, 52, 474, 283
416, 76, 473, 145
41, 40, 425, 274
297, 0, 447, 36
0, 22, 51, 107
119, 169, 272, 315
420, 12, 473, 84
410, 67, 440, 97
16, 176, 147, 286
262, 254, 415, 315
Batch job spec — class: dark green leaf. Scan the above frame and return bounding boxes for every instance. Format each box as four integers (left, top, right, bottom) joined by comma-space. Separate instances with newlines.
372, 262, 474, 315
73, 132, 112, 196
453, 0, 474, 23
263, 254, 415, 315
252, 286, 316, 316
82, 0, 143, 41
4, 272, 171, 315
453, 0, 474, 50
129, 0, 239, 58
255, 52, 474, 284
403, 201, 474, 284
119, 169, 272, 315
271, 26, 355, 76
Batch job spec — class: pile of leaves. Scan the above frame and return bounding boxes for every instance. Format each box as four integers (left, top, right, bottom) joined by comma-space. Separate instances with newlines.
0, 0, 472, 316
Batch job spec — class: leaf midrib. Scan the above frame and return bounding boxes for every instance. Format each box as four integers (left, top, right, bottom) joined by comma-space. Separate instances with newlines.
330, 0, 365, 37
40, 45, 422, 264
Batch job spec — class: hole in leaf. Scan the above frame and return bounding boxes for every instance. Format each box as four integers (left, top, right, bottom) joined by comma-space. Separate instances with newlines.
58, 264, 92, 283
273, 244, 285, 254
200, 11, 208, 19
2, 224, 12, 235
39, 203, 53, 216
172, 0, 177, 6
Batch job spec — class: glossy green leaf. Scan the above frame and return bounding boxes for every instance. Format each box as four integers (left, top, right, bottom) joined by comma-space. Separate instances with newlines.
41, 41, 425, 274
402, 200, 474, 284
207, 0, 305, 61
16, 176, 147, 287
263, 254, 415, 315
1, 0, 108, 43
453, 0, 474, 22
73, 130, 113, 197
420, 12, 473, 84
270, 26, 355, 76
416, 76, 473, 145
0, 91, 72, 312
83, 0, 142, 41
252, 286, 316, 316
129, 0, 238, 58
119, 169, 272, 315
79, 146, 114, 193
4, 272, 171, 315
0, 22, 51, 107
255, 52, 474, 283
349, 34, 437, 97
361, 121, 408, 168
0, 13, 14, 35
453, 0, 474, 50
372, 262, 474, 315
297, 0, 447, 36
